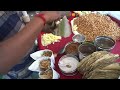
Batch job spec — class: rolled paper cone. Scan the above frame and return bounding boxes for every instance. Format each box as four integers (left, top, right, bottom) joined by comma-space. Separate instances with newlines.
30, 49, 55, 64
28, 59, 40, 72
28, 57, 55, 72
52, 68, 60, 79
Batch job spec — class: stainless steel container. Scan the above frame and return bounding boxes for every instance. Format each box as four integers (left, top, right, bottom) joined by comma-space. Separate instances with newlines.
58, 54, 79, 76
78, 42, 96, 60
64, 41, 80, 56
94, 36, 115, 51
72, 34, 86, 43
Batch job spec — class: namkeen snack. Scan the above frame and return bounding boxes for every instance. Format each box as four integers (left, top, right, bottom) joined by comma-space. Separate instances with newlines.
42, 51, 52, 57
39, 59, 51, 70
73, 13, 120, 41
39, 69, 53, 79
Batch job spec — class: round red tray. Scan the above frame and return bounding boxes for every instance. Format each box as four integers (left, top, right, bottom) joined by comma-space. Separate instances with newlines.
37, 15, 120, 79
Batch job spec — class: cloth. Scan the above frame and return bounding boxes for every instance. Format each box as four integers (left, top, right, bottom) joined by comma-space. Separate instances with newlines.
0, 11, 36, 79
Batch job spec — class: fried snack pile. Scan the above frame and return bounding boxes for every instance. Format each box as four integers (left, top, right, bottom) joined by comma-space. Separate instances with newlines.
77, 51, 120, 79
73, 13, 120, 41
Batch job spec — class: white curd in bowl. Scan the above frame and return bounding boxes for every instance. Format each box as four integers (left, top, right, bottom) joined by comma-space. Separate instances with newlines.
58, 55, 79, 75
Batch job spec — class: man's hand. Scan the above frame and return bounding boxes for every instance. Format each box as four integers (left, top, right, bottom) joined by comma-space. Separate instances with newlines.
41, 11, 61, 23
41, 11, 71, 23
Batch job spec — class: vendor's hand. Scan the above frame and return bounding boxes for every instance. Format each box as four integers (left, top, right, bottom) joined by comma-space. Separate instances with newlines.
42, 24, 54, 33
36, 11, 71, 23
40, 11, 71, 33
40, 11, 61, 23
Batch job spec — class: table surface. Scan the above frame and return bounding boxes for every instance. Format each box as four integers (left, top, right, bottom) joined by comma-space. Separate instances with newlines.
37, 15, 120, 79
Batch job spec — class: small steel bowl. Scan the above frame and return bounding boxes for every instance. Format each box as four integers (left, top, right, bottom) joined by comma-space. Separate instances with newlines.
72, 34, 86, 43
78, 42, 97, 60
94, 36, 116, 51
64, 41, 80, 56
